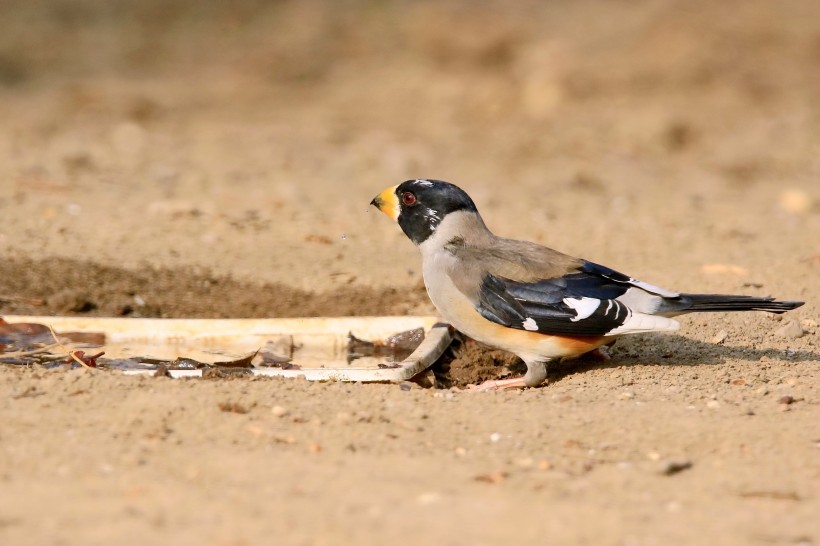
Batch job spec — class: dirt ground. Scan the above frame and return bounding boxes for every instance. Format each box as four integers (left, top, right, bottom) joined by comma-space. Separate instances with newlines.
1, 0, 819, 544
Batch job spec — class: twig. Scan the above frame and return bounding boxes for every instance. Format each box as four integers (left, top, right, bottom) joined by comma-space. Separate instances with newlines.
48, 325, 93, 369
1, 343, 61, 358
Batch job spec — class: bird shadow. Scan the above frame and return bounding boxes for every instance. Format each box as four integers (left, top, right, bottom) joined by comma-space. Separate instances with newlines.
547, 333, 820, 384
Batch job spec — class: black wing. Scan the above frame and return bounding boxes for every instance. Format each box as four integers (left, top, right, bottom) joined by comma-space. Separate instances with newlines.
475, 261, 677, 336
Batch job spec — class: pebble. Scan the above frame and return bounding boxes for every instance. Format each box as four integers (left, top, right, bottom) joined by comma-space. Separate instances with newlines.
778, 189, 812, 215
618, 391, 635, 400
660, 459, 693, 476
664, 501, 683, 513
706, 400, 720, 409
514, 457, 534, 468
271, 405, 289, 417
778, 395, 795, 405
474, 471, 508, 484
489, 432, 502, 443
416, 492, 442, 505
775, 320, 804, 339
711, 330, 728, 344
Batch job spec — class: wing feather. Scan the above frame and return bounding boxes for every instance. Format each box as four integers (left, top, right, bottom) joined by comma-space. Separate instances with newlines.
444, 238, 681, 336
472, 263, 680, 337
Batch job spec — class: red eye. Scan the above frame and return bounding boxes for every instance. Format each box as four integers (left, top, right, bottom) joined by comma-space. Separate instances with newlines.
401, 192, 417, 206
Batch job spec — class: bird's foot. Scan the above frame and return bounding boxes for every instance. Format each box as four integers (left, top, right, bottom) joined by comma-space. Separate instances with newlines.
463, 377, 547, 392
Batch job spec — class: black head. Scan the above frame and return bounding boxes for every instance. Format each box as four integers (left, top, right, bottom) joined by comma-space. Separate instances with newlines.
370, 179, 478, 245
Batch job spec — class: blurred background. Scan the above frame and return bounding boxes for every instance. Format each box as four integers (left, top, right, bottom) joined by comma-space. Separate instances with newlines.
0, 0, 818, 296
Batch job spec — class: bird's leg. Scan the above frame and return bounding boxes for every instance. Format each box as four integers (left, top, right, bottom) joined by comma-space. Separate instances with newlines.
464, 360, 548, 392
522, 360, 548, 386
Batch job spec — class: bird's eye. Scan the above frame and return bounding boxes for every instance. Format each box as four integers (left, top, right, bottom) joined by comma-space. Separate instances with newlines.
401, 192, 417, 206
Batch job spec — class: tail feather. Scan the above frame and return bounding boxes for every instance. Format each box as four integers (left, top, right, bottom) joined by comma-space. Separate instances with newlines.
681, 294, 804, 314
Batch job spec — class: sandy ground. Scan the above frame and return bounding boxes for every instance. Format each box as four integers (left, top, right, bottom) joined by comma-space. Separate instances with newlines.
1, 0, 819, 544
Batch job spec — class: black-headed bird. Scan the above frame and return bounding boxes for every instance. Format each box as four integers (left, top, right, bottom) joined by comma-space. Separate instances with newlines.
371, 179, 804, 390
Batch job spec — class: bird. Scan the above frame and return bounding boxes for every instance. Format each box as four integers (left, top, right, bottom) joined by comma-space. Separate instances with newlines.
370, 179, 805, 391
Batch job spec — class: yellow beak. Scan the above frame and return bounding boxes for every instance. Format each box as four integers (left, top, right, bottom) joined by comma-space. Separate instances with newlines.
370, 185, 400, 220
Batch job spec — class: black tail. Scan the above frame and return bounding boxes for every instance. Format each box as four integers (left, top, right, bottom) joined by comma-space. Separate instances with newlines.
681, 294, 804, 314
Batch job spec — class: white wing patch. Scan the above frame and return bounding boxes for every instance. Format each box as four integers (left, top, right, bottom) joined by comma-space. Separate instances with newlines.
616, 287, 665, 314
522, 317, 538, 331
628, 278, 679, 298
607, 313, 680, 336
563, 297, 601, 321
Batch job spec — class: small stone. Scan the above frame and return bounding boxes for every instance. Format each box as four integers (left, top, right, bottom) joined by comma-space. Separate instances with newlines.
660, 459, 693, 476
514, 457, 534, 468
474, 471, 508, 484
246, 425, 265, 437
618, 391, 635, 400
271, 405, 289, 417
706, 400, 720, 409
755, 387, 769, 396
784, 348, 797, 359
537, 460, 552, 471
778, 189, 812, 215
489, 432, 502, 443
775, 320, 804, 339
416, 492, 441, 505
711, 330, 728, 344
778, 395, 795, 405
665, 501, 682, 513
